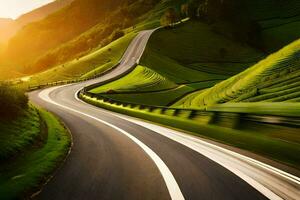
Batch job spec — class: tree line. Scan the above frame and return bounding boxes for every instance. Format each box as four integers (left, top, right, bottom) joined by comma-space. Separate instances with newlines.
160, 0, 262, 49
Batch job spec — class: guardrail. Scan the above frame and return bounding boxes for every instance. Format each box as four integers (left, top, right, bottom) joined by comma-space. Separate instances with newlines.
79, 90, 300, 129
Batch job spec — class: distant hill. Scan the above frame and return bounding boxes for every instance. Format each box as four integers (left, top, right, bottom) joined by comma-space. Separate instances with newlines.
2, 0, 300, 82
0, 0, 74, 43
0, 18, 13, 30
3, 0, 160, 74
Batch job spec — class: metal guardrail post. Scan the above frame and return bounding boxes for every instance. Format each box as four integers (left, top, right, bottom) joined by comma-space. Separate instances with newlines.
173, 109, 181, 116
188, 110, 197, 120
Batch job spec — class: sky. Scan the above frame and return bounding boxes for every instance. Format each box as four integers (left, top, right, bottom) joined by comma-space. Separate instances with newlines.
0, 0, 54, 19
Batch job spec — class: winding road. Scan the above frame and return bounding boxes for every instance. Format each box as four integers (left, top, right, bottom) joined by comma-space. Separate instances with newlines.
29, 30, 300, 200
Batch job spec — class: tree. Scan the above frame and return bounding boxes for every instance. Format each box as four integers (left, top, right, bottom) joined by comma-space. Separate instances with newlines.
160, 8, 179, 27
186, 0, 202, 19
180, 3, 189, 19
111, 30, 125, 41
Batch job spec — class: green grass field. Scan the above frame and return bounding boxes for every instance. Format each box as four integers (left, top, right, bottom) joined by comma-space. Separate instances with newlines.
0, 107, 70, 199
206, 102, 300, 117
174, 38, 300, 108
90, 65, 177, 93
90, 63, 220, 106
98, 80, 219, 106
141, 21, 264, 83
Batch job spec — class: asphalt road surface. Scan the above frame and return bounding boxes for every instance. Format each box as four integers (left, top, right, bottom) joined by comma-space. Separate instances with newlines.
29, 30, 300, 200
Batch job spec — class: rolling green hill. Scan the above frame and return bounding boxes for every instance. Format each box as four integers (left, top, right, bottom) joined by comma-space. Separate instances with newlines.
90, 65, 177, 93
174, 38, 300, 108
1, 0, 160, 78
28, 32, 137, 85
90, 20, 264, 105
15, 0, 186, 84
90, 0, 300, 109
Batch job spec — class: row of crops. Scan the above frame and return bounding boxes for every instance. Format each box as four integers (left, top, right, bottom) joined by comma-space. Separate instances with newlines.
89, 64, 221, 106
90, 65, 177, 94
174, 39, 300, 108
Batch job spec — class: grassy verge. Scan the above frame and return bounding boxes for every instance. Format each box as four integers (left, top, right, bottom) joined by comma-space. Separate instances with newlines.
0, 105, 40, 160
80, 94, 300, 169
206, 102, 300, 117
0, 107, 71, 199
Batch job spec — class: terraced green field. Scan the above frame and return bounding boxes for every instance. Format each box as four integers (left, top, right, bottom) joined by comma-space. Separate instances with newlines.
91, 20, 266, 106
141, 21, 264, 83
90, 64, 220, 105
90, 65, 177, 93
99, 80, 220, 106
174, 38, 300, 108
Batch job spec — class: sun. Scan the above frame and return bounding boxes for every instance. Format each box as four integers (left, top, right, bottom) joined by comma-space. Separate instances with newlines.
0, 0, 54, 19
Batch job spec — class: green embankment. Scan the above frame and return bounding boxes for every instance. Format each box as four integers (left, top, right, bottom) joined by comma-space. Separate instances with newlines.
0, 106, 71, 199
90, 64, 220, 106
90, 65, 177, 93
0, 106, 40, 160
206, 102, 300, 117
100, 81, 219, 106
174, 38, 300, 108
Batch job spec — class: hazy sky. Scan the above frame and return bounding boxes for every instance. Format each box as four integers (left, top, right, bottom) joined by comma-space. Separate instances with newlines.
0, 0, 54, 19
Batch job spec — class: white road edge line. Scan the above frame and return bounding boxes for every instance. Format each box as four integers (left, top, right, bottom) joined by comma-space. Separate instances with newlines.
39, 86, 185, 200
74, 89, 300, 200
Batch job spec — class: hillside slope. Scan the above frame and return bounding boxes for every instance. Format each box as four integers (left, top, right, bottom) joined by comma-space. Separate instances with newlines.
6, 0, 159, 68
21, 0, 185, 84
0, 18, 13, 30
89, 0, 300, 107
0, 0, 74, 43
174, 38, 300, 108
182, 0, 300, 53
89, 20, 264, 106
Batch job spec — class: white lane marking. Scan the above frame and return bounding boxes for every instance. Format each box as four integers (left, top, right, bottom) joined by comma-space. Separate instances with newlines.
74, 90, 300, 200
39, 87, 185, 200
110, 116, 300, 200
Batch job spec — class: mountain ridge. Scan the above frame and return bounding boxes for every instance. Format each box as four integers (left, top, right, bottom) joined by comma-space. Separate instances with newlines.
0, 0, 74, 43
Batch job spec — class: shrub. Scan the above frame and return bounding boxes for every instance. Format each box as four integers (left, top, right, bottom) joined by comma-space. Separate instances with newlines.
0, 84, 28, 119
160, 7, 179, 27
111, 30, 125, 41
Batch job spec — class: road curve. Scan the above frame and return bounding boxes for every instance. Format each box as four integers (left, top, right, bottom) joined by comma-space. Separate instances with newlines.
29, 30, 300, 200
